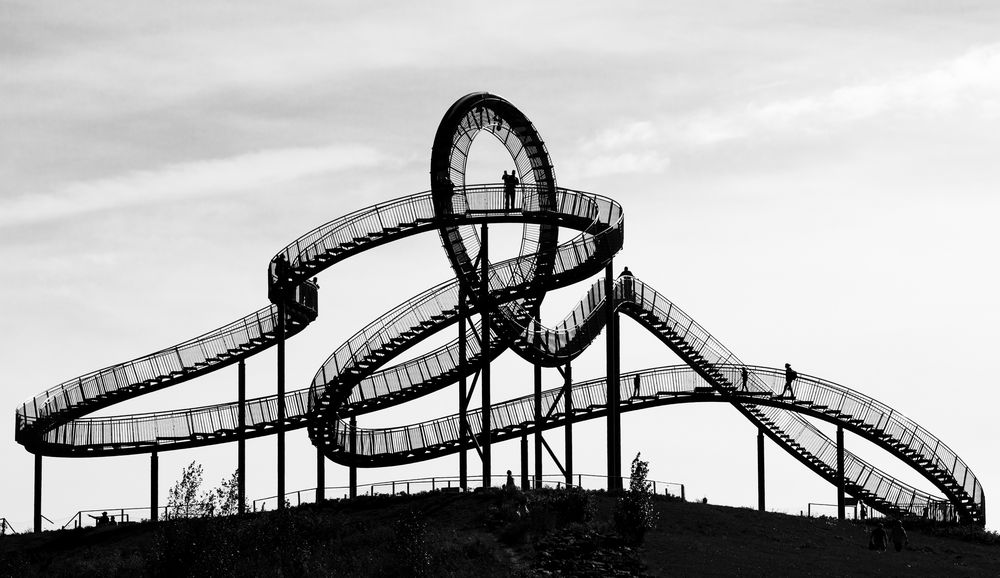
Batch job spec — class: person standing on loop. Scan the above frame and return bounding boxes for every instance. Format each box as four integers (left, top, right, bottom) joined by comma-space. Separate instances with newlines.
502, 168, 518, 211
782, 363, 798, 398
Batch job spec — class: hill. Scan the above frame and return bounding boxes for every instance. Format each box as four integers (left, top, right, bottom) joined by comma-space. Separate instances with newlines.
1, 489, 997, 576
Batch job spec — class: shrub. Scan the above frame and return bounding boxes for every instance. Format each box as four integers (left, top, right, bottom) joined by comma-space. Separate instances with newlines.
614, 452, 660, 544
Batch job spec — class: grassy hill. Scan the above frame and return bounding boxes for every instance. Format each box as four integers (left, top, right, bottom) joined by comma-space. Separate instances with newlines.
1, 489, 997, 577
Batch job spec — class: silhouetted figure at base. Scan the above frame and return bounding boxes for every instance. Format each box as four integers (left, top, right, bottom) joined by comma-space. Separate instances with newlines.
740, 366, 749, 391
618, 267, 635, 302
890, 520, 907, 552
88, 511, 110, 527
782, 363, 798, 398
633, 373, 641, 398
504, 469, 518, 494
869, 523, 888, 551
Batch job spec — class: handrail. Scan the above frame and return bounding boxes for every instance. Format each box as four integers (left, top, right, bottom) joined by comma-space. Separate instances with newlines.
250, 472, 687, 510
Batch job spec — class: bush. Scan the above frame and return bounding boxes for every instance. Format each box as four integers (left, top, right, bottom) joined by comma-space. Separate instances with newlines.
614, 453, 660, 544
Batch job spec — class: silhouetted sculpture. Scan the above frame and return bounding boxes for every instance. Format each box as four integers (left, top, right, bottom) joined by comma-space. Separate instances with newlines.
782, 363, 798, 398
890, 520, 907, 552
633, 374, 641, 398
740, 366, 749, 391
869, 523, 888, 551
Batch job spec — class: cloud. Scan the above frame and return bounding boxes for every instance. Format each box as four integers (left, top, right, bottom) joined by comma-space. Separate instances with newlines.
748, 43, 1000, 131
575, 43, 1000, 163
0, 145, 386, 228
579, 152, 671, 178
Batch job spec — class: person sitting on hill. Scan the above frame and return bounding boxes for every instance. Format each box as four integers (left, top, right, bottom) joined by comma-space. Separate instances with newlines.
88, 511, 110, 527
505, 469, 518, 493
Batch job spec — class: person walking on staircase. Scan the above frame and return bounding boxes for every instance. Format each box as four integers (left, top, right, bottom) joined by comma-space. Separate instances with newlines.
782, 363, 798, 398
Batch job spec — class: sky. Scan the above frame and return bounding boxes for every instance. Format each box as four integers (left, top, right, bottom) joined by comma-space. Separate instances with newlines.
2, 1, 999, 532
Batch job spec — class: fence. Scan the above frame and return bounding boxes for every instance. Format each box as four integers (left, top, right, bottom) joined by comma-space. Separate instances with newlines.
251, 472, 686, 511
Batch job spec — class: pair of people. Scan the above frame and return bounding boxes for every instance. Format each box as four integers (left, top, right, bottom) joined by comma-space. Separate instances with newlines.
734, 364, 795, 396
869, 520, 907, 552
501, 170, 519, 210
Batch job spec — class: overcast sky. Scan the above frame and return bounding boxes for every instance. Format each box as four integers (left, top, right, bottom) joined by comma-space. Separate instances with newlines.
2, 1, 999, 531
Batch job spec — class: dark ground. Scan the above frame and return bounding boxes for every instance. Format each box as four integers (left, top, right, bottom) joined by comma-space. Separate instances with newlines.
1, 490, 997, 577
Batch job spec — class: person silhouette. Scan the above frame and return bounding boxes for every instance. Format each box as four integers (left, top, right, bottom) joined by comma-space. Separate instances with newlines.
633, 373, 641, 398
618, 267, 635, 301
740, 366, 749, 391
890, 520, 907, 552
782, 363, 798, 398
501, 170, 514, 210
869, 522, 888, 551
505, 469, 517, 492
502, 169, 518, 210
88, 511, 110, 527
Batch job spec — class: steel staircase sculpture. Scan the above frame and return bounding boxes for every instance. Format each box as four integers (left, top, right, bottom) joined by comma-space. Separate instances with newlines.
14, 92, 984, 527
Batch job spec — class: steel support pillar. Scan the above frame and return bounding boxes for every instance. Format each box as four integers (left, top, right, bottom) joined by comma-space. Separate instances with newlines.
612, 310, 623, 490
480, 223, 491, 488
237, 359, 246, 515
757, 429, 765, 512
349, 416, 358, 499
276, 300, 286, 509
605, 263, 620, 491
458, 285, 468, 491
151, 450, 159, 522
534, 363, 543, 489
33, 453, 41, 533
564, 363, 573, 486
316, 446, 325, 502
837, 425, 845, 520
520, 435, 529, 490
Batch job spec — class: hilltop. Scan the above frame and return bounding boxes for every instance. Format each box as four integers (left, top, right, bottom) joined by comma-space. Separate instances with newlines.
1, 489, 997, 576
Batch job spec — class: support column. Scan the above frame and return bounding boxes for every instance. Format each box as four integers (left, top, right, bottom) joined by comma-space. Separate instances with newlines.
237, 359, 246, 515
458, 286, 468, 491
520, 435, 529, 490
605, 263, 620, 491
316, 446, 325, 502
276, 300, 286, 509
534, 363, 543, 489
33, 453, 41, 533
613, 312, 621, 487
349, 416, 358, 499
837, 425, 845, 520
151, 450, 159, 522
480, 223, 491, 488
757, 429, 765, 512
564, 363, 573, 486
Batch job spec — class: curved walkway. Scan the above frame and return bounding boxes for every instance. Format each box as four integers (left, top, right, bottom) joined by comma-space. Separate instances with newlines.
14, 92, 984, 527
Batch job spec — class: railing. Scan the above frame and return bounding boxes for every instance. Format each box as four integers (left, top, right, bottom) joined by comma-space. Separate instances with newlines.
251, 472, 686, 511
309, 187, 623, 445
717, 365, 980, 520
623, 280, 974, 521
62, 508, 136, 530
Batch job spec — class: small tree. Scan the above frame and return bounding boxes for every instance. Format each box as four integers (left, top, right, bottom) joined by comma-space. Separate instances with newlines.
165, 462, 245, 518
213, 469, 248, 516
614, 452, 660, 544
167, 461, 207, 519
